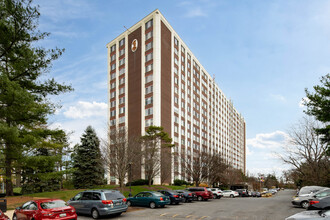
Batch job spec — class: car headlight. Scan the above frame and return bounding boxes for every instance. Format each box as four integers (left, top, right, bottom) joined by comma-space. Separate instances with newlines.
294, 198, 299, 201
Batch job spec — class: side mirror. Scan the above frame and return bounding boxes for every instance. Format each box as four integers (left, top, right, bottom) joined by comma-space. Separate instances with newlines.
16, 207, 21, 210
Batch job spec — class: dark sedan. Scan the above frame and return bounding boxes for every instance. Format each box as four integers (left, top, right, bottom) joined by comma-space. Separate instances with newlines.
174, 190, 195, 203
127, 191, 170, 208
308, 196, 330, 210
158, 190, 184, 205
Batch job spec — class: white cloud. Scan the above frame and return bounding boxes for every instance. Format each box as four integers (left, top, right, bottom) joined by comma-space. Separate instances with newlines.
247, 130, 289, 149
63, 101, 107, 119
299, 97, 309, 108
246, 146, 253, 156
185, 7, 208, 18
270, 94, 286, 102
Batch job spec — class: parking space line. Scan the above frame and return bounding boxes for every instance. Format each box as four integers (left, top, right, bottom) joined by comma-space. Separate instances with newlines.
172, 214, 179, 217
160, 213, 168, 216
186, 215, 194, 218
198, 216, 209, 220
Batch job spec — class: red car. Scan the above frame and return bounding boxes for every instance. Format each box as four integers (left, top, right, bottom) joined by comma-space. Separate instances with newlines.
0, 210, 10, 220
13, 199, 77, 220
186, 187, 213, 201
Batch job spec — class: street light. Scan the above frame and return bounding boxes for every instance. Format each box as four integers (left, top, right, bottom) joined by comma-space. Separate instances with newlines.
128, 162, 132, 197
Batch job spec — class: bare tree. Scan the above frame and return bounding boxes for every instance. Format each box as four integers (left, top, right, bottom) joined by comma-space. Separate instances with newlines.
221, 167, 243, 188
102, 126, 140, 192
280, 117, 330, 186
141, 126, 174, 186
182, 151, 209, 186
207, 153, 229, 187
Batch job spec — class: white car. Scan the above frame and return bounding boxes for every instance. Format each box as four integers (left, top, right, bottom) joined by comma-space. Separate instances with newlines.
209, 188, 223, 199
222, 190, 239, 198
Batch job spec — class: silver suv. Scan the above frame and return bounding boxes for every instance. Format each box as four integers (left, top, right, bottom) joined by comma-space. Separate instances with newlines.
68, 189, 128, 219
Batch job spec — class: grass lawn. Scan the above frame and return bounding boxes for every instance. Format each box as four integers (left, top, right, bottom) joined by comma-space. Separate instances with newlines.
11, 185, 187, 201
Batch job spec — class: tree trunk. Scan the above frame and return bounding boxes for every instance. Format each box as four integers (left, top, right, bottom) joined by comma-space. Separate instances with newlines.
5, 157, 13, 196
148, 178, 152, 186
16, 168, 21, 187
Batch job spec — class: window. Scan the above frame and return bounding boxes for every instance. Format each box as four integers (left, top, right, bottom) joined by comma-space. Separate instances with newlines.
110, 91, 116, 99
187, 53, 191, 60
146, 118, 153, 127
119, 77, 125, 85
174, 67, 178, 74
119, 87, 125, 95
111, 64, 116, 71
181, 46, 185, 53
145, 96, 153, 105
111, 54, 115, 62
145, 74, 153, 83
110, 101, 116, 108
145, 85, 153, 94
146, 41, 153, 51
174, 37, 178, 46
145, 19, 153, 29
145, 107, 153, 116
146, 31, 153, 40
174, 47, 178, 55
110, 82, 115, 89
146, 63, 153, 73
119, 116, 125, 123
174, 57, 178, 65
119, 97, 125, 105
119, 48, 125, 56
110, 119, 116, 126
119, 38, 125, 47
174, 77, 178, 85
119, 58, 125, 66
110, 110, 116, 117
110, 44, 116, 53
145, 52, 153, 62
181, 56, 185, 63
119, 107, 125, 114
174, 96, 178, 104
111, 73, 116, 80
119, 68, 125, 75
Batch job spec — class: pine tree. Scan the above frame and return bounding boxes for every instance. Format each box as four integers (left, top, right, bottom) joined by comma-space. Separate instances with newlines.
72, 126, 105, 188
0, 0, 72, 196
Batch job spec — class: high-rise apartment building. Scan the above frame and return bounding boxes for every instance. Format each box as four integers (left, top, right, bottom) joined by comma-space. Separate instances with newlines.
106, 9, 246, 185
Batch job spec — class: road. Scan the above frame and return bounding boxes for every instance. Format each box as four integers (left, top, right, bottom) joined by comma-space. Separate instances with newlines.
78, 189, 303, 220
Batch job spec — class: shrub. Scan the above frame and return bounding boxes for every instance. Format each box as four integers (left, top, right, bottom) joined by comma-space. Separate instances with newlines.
126, 179, 153, 186
173, 179, 190, 186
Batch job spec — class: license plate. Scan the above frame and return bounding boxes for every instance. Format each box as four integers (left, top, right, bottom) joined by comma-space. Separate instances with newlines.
116, 202, 121, 206
59, 213, 66, 217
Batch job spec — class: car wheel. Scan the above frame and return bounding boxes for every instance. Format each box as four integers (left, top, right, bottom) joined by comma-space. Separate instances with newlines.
230, 194, 234, 198
127, 201, 132, 207
91, 208, 100, 219
197, 196, 203, 201
12, 214, 17, 220
301, 201, 310, 209
149, 202, 156, 209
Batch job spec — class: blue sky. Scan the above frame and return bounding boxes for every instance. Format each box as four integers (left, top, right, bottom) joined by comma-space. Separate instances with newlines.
34, 0, 330, 177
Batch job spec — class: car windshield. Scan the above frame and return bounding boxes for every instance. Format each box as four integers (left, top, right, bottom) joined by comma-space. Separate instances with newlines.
152, 192, 164, 196
40, 200, 68, 209
105, 191, 125, 200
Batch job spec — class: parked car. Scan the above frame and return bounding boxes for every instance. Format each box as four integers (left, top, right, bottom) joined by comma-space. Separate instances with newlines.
158, 190, 183, 205
236, 189, 249, 197
307, 196, 330, 210
186, 187, 213, 201
13, 199, 77, 220
68, 189, 127, 219
174, 190, 195, 203
285, 210, 330, 220
206, 188, 214, 199
0, 210, 9, 220
209, 188, 223, 199
127, 191, 170, 208
255, 191, 261, 197
222, 190, 239, 198
292, 187, 329, 209
269, 189, 277, 194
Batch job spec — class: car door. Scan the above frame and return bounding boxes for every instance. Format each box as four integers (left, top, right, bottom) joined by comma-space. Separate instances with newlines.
68, 193, 83, 214
80, 192, 93, 214
16, 202, 30, 220
20, 202, 37, 220
134, 193, 144, 206
144, 192, 153, 205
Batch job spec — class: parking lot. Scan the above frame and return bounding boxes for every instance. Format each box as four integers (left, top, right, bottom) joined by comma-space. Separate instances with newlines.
77, 189, 301, 220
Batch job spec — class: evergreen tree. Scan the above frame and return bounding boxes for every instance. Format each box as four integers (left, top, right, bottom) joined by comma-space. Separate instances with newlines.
0, 0, 72, 196
72, 126, 104, 188
304, 74, 330, 146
